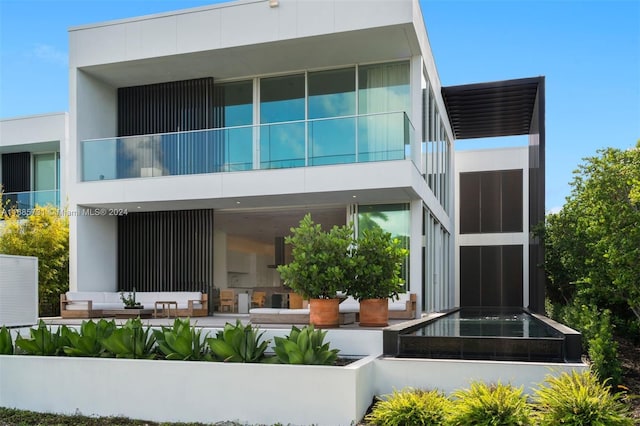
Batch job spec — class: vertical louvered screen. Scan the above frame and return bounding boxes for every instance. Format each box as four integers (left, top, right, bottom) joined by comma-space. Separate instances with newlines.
117, 210, 214, 293
1, 152, 31, 193
116, 78, 224, 177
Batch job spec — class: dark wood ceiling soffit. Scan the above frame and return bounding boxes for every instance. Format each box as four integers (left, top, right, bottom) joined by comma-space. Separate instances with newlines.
442, 77, 542, 140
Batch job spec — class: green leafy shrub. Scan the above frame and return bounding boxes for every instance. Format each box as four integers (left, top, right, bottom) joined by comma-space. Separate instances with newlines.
449, 381, 531, 426
277, 213, 356, 300
100, 318, 156, 359
15, 320, 70, 356
365, 388, 452, 426
348, 227, 408, 301
63, 319, 116, 357
533, 370, 633, 426
153, 318, 210, 361
207, 320, 269, 362
562, 302, 622, 384
272, 325, 339, 365
0, 326, 14, 355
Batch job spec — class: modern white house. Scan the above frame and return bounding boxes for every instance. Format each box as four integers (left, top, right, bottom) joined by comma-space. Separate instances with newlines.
0, 112, 68, 213
66, 0, 545, 315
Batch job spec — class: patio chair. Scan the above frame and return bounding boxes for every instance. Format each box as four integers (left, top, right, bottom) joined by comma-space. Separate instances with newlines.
220, 289, 237, 312
251, 291, 266, 308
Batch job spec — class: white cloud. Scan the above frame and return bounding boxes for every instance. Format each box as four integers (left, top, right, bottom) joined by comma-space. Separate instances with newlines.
547, 206, 563, 215
29, 43, 67, 66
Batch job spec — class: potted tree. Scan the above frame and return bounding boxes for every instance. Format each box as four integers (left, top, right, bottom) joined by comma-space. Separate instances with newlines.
277, 214, 355, 328
349, 227, 408, 327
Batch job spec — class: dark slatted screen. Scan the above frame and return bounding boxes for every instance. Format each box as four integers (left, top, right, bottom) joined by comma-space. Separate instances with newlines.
117, 210, 214, 292
460, 245, 523, 308
116, 77, 225, 177
117, 78, 215, 136
1, 152, 31, 193
459, 170, 523, 234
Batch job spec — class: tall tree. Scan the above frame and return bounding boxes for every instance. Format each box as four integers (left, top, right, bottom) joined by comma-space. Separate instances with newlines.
0, 205, 69, 316
545, 142, 640, 322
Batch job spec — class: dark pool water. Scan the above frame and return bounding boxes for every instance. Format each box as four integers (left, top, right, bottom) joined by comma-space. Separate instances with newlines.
412, 309, 561, 338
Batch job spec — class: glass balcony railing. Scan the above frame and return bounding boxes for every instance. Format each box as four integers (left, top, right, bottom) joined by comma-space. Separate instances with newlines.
1, 190, 60, 212
81, 111, 416, 181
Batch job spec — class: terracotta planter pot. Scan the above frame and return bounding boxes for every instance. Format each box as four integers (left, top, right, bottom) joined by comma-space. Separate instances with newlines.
309, 298, 340, 328
289, 292, 304, 309
359, 298, 389, 327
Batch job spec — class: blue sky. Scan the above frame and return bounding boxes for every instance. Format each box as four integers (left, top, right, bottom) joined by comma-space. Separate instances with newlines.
0, 0, 638, 211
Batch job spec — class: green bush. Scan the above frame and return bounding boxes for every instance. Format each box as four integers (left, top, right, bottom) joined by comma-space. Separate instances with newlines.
365, 388, 452, 426
449, 381, 531, 426
533, 370, 633, 426
277, 213, 356, 300
562, 302, 622, 385
100, 318, 156, 359
153, 318, 211, 361
63, 319, 116, 357
0, 326, 13, 355
272, 325, 339, 365
207, 320, 270, 363
15, 320, 70, 356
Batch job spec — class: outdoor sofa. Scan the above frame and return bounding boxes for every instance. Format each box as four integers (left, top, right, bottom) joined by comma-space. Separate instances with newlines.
60, 291, 208, 318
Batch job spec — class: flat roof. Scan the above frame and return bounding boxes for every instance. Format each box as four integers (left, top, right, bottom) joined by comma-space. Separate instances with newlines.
442, 77, 543, 140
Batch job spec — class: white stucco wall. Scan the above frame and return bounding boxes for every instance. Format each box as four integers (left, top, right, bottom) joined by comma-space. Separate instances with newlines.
72, 214, 117, 292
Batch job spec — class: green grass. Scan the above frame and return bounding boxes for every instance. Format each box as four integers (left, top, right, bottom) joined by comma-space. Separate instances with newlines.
0, 407, 289, 426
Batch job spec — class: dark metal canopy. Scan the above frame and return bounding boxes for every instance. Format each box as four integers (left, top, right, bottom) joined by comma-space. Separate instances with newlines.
442, 77, 544, 140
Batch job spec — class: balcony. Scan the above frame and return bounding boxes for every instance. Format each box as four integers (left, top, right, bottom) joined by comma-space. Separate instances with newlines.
1, 190, 61, 213
81, 112, 417, 181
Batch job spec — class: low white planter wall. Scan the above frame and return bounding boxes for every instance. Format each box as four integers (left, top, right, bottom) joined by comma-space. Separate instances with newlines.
374, 357, 588, 395
0, 354, 377, 426
0, 255, 38, 327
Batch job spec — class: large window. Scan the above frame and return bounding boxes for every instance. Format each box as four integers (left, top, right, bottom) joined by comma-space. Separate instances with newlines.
308, 68, 356, 165
358, 62, 410, 162
215, 81, 253, 171
358, 203, 410, 287
422, 68, 451, 213
260, 74, 305, 169
423, 210, 451, 313
33, 152, 59, 206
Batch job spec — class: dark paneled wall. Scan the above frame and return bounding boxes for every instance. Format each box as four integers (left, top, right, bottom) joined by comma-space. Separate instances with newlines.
459, 170, 523, 234
460, 245, 523, 308
1, 152, 31, 192
117, 210, 214, 292
528, 79, 546, 313
118, 78, 215, 136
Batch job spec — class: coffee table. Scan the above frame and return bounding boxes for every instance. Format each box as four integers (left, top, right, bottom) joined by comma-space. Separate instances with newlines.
103, 308, 153, 319
154, 301, 178, 318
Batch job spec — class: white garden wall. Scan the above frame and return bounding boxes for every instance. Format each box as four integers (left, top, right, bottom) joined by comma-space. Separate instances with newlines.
0, 351, 588, 425
0, 354, 378, 426
374, 357, 588, 395
0, 255, 38, 327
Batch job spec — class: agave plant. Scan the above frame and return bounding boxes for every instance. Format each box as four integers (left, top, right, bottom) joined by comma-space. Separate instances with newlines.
63, 319, 116, 357
14, 320, 70, 356
100, 318, 156, 359
272, 325, 339, 365
0, 326, 14, 355
207, 320, 269, 363
153, 318, 210, 361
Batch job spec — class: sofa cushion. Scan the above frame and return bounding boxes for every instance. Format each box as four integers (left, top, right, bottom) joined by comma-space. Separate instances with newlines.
66, 292, 105, 302
279, 309, 310, 315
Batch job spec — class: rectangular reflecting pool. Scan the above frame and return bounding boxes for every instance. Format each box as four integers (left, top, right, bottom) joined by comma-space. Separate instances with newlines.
383, 308, 582, 363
